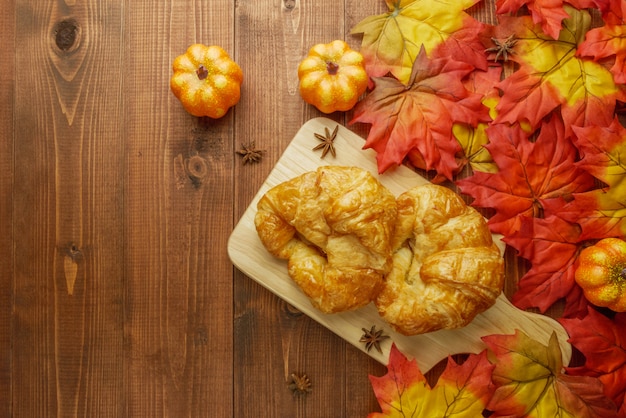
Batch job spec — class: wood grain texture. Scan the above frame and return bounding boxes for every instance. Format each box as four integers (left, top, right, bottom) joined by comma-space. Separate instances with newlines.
233, 1, 350, 416
1, 0, 582, 417
124, 2, 234, 417
0, 1, 15, 416
13, 1, 126, 416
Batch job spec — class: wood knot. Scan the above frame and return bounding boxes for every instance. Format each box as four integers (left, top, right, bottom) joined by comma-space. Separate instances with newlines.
282, 302, 303, 318
283, 0, 296, 10
67, 243, 83, 261
184, 155, 209, 184
53, 19, 81, 53
63, 244, 83, 296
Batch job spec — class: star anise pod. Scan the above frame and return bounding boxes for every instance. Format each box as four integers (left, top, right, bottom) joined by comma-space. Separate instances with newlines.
288, 372, 312, 397
236, 141, 265, 164
360, 325, 390, 354
312, 125, 338, 158
485, 35, 517, 62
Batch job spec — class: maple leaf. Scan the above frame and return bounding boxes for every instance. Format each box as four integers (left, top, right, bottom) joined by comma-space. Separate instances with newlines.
453, 116, 497, 174
453, 66, 502, 174
577, 0, 626, 83
350, 46, 490, 178
557, 191, 626, 242
484, 330, 618, 417
368, 343, 494, 417
578, 22, 626, 84
350, 0, 487, 85
504, 215, 590, 317
573, 117, 626, 191
601, 0, 626, 25
556, 118, 626, 239
456, 114, 597, 236
493, 9, 625, 135
560, 307, 626, 415
495, 0, 607, 40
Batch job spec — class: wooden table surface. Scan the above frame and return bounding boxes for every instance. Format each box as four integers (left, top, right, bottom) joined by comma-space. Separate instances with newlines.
1, 1, 556, 416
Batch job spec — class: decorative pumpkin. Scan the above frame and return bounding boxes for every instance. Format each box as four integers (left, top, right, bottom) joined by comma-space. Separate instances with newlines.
170, 44, 243, 118
297, 40, 368, 114
575, 237, 626, 312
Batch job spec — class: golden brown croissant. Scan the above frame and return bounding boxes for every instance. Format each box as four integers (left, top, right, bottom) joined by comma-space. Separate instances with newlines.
254, 166, 397, 313
375, 184, 504, 335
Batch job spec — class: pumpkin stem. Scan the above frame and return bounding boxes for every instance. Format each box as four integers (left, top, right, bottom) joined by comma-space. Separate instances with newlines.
326, 61, 339, 75
621, 267, 626, 281
196, 65, 209, 80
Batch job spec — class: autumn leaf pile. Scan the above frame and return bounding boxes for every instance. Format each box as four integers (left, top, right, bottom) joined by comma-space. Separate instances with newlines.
347, 0, 626, 415
370, 329, 621, 417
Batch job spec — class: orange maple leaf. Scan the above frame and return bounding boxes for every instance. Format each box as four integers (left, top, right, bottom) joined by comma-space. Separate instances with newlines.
350, 46, 489, 178
368, 344, 494, 417
492, 8, 625, 135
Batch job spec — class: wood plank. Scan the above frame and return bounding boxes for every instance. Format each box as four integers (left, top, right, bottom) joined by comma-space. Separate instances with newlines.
0, 0, 15, 416
124, 1, 235, 416
12, 1, 126, 416
233, 0, 350, 416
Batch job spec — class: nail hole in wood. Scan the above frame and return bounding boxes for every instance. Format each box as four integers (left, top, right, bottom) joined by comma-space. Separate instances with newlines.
54, 19, 80, 52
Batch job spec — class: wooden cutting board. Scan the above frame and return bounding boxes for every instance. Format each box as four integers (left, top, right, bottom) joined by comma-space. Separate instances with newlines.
227, 117, 572, 372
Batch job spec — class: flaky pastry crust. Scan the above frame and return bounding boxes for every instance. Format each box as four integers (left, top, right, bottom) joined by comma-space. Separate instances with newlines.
254, 166, 397, 313
375, 184, 504, 335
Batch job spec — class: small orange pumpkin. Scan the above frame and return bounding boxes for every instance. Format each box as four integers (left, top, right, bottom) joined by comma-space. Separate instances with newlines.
575, 237, 626, 312
297, 40, 368, 114
170, 44, 243, 118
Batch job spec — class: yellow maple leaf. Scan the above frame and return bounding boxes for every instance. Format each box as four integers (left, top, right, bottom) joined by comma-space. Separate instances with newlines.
494, 7, 625, 135
351, 0, 486, 84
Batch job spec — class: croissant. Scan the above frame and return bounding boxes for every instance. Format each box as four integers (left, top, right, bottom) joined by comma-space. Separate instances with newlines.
254, 166, 397, 313
375, 184, 504, 335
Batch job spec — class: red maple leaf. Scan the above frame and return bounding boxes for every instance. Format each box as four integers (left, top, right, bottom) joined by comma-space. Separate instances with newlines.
429, 20, 488, 71
495, 0, 608, 40
350, 46, 489, 178
578, 23, 626, 84
503, 215, 590, 317
560, 307, 626, 415
602, 0, 626, 24
456, 115, 597, 236
577, 0, 626, 83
